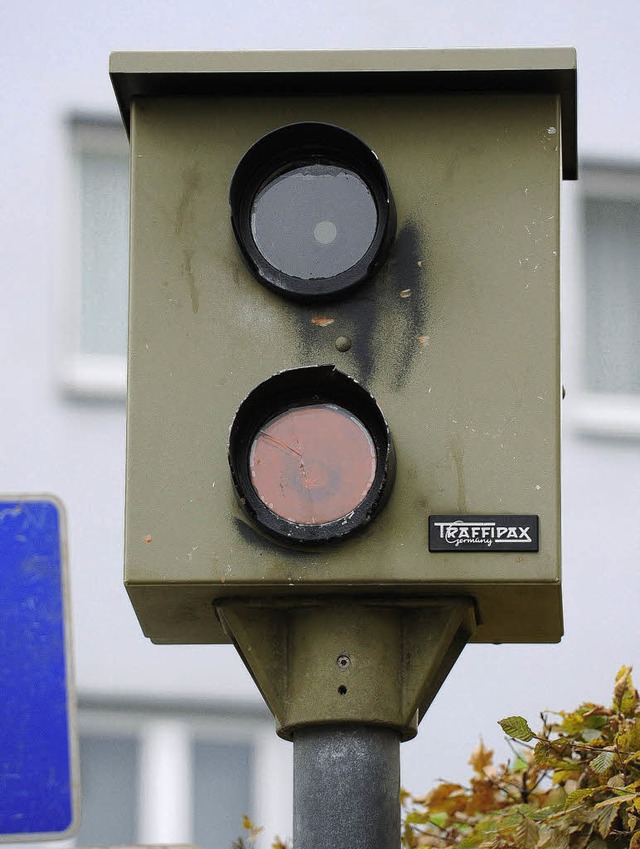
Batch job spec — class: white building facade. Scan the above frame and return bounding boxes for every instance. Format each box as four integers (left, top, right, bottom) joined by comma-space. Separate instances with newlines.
2, 2, 639, 846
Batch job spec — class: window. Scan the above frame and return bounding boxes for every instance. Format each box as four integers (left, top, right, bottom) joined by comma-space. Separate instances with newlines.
192, 741, 253, 849
77, 735, 138, 845
76, 699, 292, 849
569, 163, 640, 436
59, 115, 129, 398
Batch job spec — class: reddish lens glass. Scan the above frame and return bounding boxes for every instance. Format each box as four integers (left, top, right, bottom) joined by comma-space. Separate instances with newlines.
249, 404, 377, 525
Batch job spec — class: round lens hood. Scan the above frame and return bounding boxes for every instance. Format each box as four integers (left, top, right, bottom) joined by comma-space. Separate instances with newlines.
228, 366, 395, 545
229, 123, 396, 300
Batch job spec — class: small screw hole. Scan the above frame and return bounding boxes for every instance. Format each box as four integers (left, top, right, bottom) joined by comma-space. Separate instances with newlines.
338, 685, 347, 695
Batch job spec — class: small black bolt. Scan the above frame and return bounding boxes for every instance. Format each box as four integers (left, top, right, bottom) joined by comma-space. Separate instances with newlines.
338, 685, 348, 695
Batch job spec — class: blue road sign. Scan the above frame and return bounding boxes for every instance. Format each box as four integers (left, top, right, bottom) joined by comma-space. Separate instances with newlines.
0, 497, 78, 841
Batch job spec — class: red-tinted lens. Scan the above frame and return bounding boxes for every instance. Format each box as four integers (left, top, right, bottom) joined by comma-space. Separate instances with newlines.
249, 404, 377, 525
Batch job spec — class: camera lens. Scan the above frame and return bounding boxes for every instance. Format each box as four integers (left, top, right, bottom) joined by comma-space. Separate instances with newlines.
251, 164, 378, 281
228, 365, 395, 545
249, 402, 378, 525
230, 123, 396, 300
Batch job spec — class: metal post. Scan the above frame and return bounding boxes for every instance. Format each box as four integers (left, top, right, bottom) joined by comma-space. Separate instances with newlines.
293, 724, 400, 849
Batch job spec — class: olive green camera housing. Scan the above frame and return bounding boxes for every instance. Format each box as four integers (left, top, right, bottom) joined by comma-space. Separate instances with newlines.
111, 49, 576, 646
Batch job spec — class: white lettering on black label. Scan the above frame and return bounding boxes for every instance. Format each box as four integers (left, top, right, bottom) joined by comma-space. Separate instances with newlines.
428, 516, 539, 552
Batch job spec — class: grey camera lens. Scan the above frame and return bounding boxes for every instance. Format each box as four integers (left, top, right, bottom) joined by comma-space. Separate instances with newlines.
230, 122, 396, 299
250, 164, 378, 281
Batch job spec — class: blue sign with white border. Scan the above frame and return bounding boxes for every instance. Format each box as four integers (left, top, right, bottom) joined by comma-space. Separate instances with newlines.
0, 497, 79, 841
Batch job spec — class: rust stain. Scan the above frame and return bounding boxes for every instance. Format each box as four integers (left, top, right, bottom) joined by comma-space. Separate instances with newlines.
144, 535, 152, 544
417, 335, 428, 347
175, 166, 201, 314
182, 249, 199, 314
311, 316, 335, 327
449, 433, 468, 514
175, 166, 201, 236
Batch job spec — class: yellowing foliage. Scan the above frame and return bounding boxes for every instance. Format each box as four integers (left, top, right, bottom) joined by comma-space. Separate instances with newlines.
403, 668, 640, 848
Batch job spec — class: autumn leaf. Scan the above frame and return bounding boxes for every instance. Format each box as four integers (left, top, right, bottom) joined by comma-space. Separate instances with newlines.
405, 810, 432, 825
425, 782, 467, 815
595, 797, 623, 838
585, 837, 609, 849
535, 822, 568, 849
399, 666, 639, 849
468, 740, 494, 775
241, 815, 263, 842
515, 815, 539, 849
466, 778, 500, 815
614, 666, 637, 714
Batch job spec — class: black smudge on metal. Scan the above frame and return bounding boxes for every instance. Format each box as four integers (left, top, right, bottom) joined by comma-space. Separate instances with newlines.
294, 221, 427, 390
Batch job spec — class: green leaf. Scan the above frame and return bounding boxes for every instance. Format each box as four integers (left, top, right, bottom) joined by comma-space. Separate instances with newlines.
616, 721, 640, 753
620, 686, 638, 715
590, 750, 615, 774
499, 716, 535, 742
405, 811, 431, 825
458, 834, 484, 849
564, 788, 596, 809
581, 728, 604, 744
551, 758, 583, 784
584, 714, 608, 731
560, 711, 585, 736
512, 753, 528, 773
535, 740, 560, 768
594, 793, 636, 806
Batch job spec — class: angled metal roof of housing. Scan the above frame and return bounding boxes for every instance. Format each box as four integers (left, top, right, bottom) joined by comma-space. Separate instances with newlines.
110, 48, 577, 179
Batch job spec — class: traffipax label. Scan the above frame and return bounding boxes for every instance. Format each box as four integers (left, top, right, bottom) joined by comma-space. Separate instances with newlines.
428, 515, 539, 552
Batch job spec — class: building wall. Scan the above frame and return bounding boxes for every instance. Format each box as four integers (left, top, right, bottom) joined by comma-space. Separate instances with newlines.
2, 0, 639, 842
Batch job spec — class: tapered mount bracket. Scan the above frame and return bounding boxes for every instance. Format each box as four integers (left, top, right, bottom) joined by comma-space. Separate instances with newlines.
215, 597, 477, 741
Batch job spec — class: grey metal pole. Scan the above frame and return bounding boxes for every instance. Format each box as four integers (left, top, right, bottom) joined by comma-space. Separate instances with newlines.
293, 724, 401, 849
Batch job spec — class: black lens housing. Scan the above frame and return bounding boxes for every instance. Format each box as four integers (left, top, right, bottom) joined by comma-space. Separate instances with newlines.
228, 366, 395, 545
229, 122, 396, 300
